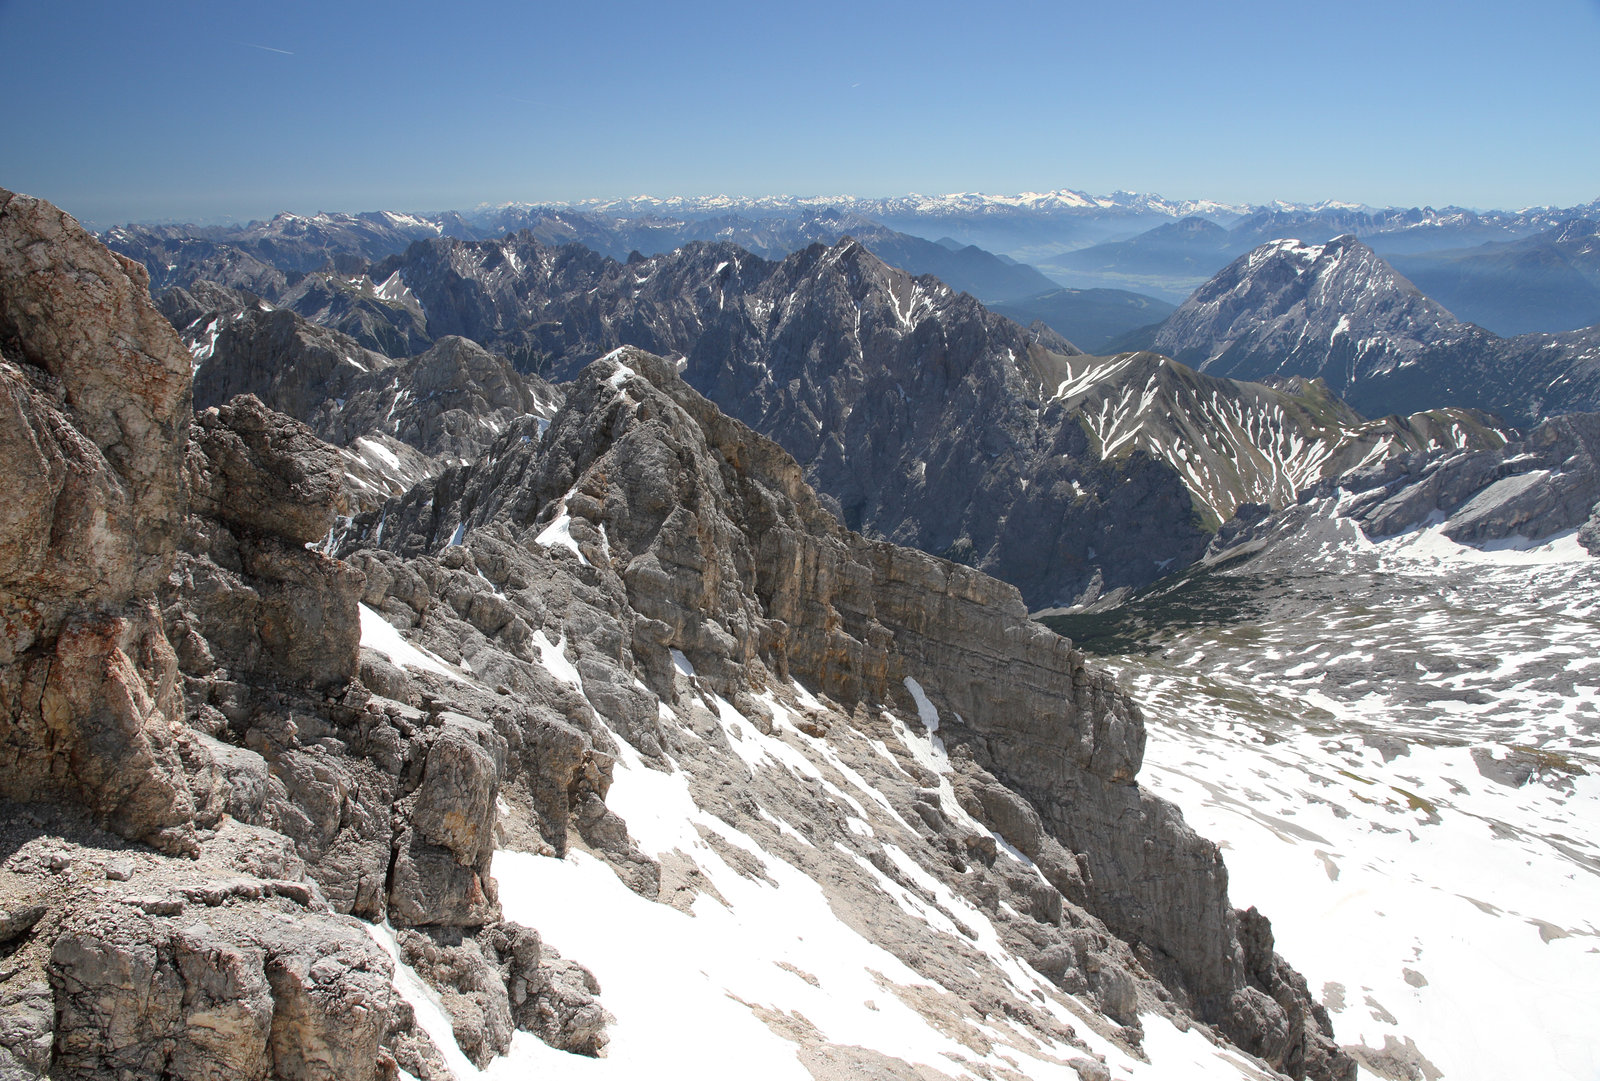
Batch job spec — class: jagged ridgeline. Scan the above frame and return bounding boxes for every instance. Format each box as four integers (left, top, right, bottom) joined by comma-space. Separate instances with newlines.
163, 228, 1502, 611
1, 189, 1355, 1079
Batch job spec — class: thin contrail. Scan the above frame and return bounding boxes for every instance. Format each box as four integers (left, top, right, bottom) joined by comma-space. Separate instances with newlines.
244, 42, 294, 55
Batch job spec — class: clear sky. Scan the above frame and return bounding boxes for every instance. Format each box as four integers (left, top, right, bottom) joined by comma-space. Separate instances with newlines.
3, 0, 1598, 227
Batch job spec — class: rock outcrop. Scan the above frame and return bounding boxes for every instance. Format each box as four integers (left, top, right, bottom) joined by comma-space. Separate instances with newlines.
177, 299, 559, 513
1212, 410, 1600, 558
0, 190, 608, 1078
0, 188, 198, 855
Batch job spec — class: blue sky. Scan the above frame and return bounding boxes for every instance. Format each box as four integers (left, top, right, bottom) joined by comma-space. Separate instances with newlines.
3, 0, 1598, 226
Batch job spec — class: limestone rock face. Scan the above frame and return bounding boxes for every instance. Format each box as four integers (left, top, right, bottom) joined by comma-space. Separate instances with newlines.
0, 193, 610, 1076
47, 903, 402, 1081
348, 346, 1351, 1080
0, 809, 444, 1081
305, 334, 549, 460
170, 394, 361, 691
194, 306, 394, 423
187, 395, 346, 546
0, 189, 192, 613
0, 189, 197, 854
5, 190, 1366, 1079
180, 301, 559, 513
364, 232, 1227, 608
0, 604, 197, 857
394, 920, 610, 1066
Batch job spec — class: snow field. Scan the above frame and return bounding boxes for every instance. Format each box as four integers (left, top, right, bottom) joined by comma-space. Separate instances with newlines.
1110, 511, 1600, 1081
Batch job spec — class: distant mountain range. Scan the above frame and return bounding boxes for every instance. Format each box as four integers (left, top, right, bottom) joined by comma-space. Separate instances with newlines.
104, 190, 1600, 612
1391, 218, 1600, 335
106, 188, 1600, 344
105, 207, 1169, 359
151, 224, 1508, 611
1043, 203, 1600, 309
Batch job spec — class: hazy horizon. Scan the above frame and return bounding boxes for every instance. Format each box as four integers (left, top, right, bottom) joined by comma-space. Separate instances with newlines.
4, 0, 1598, 228
60, 186, 1599, 235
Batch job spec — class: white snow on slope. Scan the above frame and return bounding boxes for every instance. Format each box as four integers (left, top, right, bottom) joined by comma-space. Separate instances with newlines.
1048, 354, 1483, 527
1099, 507, 1600, 1081
363, 599, 1292, 1079
358, 603, 471, 684
534, 488, 591, 564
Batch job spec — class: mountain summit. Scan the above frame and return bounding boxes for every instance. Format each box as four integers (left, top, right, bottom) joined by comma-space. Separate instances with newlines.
1150, 236, 1600, 423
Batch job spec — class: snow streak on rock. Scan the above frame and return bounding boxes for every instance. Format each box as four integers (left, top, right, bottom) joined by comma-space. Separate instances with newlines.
1050, 351, 1497, 530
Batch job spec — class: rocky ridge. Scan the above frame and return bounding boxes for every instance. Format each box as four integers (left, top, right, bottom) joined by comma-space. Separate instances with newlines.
165, 292, 561, 513
1040, 350, 1504, 536
336, 344, 1354, 1079
353, 231, 1495, 606
133, 219, 1508, 609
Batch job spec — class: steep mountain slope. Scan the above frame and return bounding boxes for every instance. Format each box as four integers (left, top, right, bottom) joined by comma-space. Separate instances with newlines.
1044, 425, 1600, 1081
103, 210, 473, 291
146, 224, 1506, 609
362, 231, 1498, 606
1042, 352, 1506, 534
166, 294, 560, 511
335, 345, 1355, 1080
1149, 236, 1600, 423
108, 206, 1061, 335
0, 188, 512, 1079
372, 232, 1207, 608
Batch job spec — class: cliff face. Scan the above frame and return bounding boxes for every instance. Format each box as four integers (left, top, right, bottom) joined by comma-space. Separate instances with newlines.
0, 189, 197, 854
350, 346, 1352, 1080
2, 191, 1351, 1081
